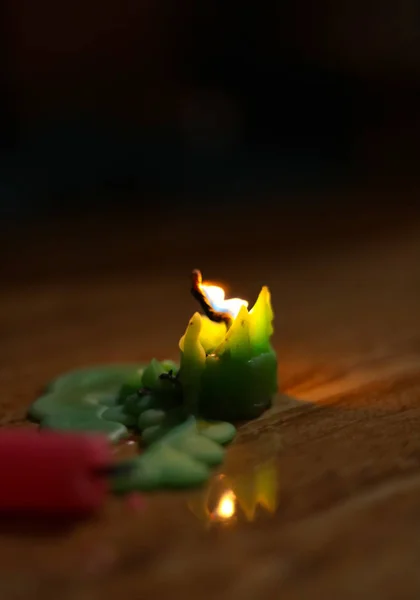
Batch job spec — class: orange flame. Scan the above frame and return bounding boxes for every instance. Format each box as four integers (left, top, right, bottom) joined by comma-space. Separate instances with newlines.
199, 281, 248, 320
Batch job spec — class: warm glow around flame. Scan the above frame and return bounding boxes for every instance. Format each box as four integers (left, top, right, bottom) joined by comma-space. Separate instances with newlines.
213, 490, 236, 520
199, 282, 248, 319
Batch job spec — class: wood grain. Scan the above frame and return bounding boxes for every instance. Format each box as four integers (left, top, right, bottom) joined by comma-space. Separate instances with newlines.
1, 197, 420, 599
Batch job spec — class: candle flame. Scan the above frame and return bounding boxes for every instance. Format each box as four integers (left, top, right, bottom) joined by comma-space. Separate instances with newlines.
213, 490, 236, 520
199, 282, 248, 320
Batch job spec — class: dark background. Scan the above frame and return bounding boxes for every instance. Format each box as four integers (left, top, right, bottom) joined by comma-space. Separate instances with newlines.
1, 0, 420, 220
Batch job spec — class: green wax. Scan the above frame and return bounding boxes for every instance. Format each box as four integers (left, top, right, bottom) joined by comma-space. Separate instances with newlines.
178, 313, 206, 415
112, 417, 236, 493
29, 364, 145, 441
28, 362, 237, 492
48, 364, 144, 394
198, 350, 277, 421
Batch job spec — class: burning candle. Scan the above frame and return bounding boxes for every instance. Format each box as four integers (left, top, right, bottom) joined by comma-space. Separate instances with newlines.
28, 270, 278, 492
178, 270, 277, 420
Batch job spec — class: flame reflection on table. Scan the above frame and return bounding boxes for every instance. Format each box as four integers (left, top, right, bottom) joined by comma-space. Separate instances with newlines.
212, 489, 237, 521
188, 460, 279, 527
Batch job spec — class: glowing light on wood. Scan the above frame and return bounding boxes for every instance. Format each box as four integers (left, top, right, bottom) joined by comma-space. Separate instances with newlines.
213, 489, 236, 520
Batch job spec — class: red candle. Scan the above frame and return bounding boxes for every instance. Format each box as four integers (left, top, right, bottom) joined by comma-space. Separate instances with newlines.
0, 430, 113, 514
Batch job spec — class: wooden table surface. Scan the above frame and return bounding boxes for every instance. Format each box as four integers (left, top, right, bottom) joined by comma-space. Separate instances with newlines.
2, 191, 420, 599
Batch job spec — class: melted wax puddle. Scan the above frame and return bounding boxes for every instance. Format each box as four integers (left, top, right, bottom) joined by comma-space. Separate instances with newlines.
111, 428, 281, 528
